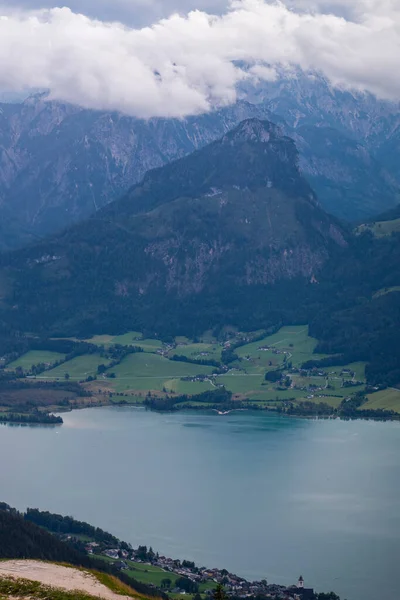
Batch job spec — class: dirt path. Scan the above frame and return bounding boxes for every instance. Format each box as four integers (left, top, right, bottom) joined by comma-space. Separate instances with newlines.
0, 560, 136, 600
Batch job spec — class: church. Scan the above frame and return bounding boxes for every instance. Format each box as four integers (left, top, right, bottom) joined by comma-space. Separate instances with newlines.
291, 576, 315, 600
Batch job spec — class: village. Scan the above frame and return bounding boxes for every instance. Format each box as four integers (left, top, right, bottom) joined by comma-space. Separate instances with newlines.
84, 541, 315, 600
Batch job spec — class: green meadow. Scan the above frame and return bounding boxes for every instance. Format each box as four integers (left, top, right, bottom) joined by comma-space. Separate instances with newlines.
11, 325, 375, 411
97, 556, 214, 596
363, 388, 400, 413
168, 341, 222, 361
41, 353, 110, 380
357, 218, 400, 237
108, 352, 214, 393
235, 325, 328, 369
7, 350, 66, 371
84, 332, 165, 352
164, 378, 215, 394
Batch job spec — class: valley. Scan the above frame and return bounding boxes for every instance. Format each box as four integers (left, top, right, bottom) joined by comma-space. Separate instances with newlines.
1, 119, 399, 422
0, 6, 399, 600
3, 324, 398, 421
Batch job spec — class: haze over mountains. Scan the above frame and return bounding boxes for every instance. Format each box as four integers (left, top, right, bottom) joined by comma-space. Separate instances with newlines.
1, 72, 400, 250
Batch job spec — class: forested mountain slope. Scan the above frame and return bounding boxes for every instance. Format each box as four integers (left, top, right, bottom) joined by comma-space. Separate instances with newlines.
0, 119, 347, 337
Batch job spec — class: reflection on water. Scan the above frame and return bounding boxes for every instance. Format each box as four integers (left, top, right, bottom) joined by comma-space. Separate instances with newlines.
1, 407, 399, 600
0, 422, 60, 430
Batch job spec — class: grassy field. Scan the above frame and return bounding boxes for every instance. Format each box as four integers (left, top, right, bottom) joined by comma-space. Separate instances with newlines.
8, 351, 66, 371
97, 556, 214, 596
163, 378, 215, 394
83, 332, 168, 351
235, 326, 327, 369
13, 326, 368, 410
357, 218, 400, 237
218, 372, 265, 394
41, 354, 109, 381
108, 353, 214, 393
363, 388, 400, 413
168, 342, 222, 362
96, 556, 179, 588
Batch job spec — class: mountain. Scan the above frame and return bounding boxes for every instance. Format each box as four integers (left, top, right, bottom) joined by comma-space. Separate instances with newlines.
0, 96, 275, 249
241, 71, 400, 219
1, 74, 400, 249
0, 119, 347, 337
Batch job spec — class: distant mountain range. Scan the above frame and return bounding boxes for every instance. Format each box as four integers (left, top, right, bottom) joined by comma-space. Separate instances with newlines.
1, 72, 400, 250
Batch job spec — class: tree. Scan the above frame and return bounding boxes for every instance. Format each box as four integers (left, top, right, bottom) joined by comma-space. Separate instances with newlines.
136, 545, 148, 561
176, 577, 198, 594
213, 583, 227, 600
265, 370, 282, 383
148, 547, 155, 562
64, 373, 70, 380
161, 578, 172, 589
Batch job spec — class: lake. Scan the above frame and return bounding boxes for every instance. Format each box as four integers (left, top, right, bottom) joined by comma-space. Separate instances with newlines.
1, 407, 399, 600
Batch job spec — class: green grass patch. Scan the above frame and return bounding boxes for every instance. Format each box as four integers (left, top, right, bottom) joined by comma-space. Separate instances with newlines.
83, 332, 144, 347
84, 334, 116, 345
363, 388, 400, 413
236, 326, 328, 369
108, 353, 214, 393
218, 373, 265, 394
134, 339, 164, 353
174, 336, 191, 344
323, 362, 366, 382
90, 569, 142, 598
41, 354, 109, 381
164, 378, 215, 394
247, 388, 308, 402
169, 342, 222, 361
7, 351, 66, 371
357, 219, 400, 237
96, 556, 178, 589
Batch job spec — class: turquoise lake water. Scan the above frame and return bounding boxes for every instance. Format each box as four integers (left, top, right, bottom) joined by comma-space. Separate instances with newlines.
1, 407, 400, 600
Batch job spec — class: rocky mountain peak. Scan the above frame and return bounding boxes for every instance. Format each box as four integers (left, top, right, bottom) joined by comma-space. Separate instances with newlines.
1, 120, 349, 337
222, 118, 281, 144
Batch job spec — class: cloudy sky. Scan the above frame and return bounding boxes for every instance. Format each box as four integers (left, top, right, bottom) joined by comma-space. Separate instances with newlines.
0, 0, 398, 117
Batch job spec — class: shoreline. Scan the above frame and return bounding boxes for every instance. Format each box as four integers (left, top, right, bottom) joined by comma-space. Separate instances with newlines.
54, 399, 400, 425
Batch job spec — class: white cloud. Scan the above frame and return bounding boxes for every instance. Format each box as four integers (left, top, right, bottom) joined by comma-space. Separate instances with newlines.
0, 0, 399, 118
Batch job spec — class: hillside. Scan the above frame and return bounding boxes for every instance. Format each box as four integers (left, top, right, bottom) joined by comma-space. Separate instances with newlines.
0, 119, 347, 337
0, 562, 138, 600
0, 504, 162, 599
0, 505, 92, 564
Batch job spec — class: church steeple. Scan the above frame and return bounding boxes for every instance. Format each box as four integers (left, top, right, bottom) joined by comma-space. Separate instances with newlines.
298, 576, 304, 589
